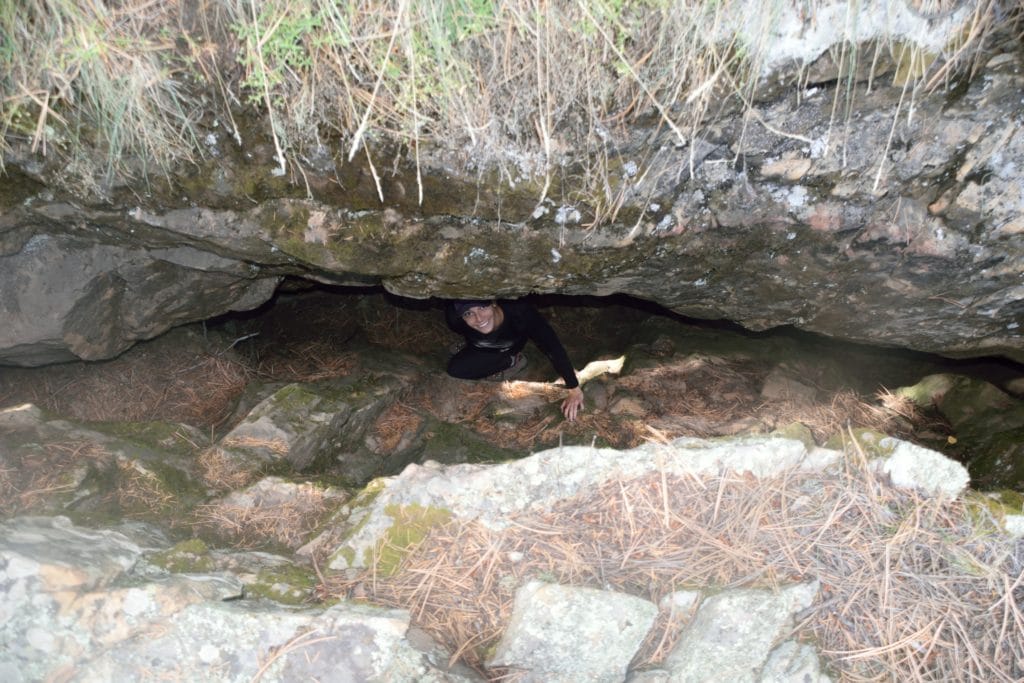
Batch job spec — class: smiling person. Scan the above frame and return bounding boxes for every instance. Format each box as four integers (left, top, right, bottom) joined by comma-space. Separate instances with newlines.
445, 299, 585, 421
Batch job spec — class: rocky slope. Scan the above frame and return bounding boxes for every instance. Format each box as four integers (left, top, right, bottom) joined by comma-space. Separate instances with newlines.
2, 3, 1022, 366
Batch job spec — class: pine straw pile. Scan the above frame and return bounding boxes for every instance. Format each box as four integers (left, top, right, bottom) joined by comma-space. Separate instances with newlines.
0, 441, 110, 517
324, 446, 1024, 681
404, 352, 931, 457
0, 439, 182, 520
191, 482, 334, 550
0, 337, 253, 429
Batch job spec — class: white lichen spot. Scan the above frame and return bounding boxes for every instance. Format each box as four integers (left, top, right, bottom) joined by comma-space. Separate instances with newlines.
26, 628, 55, 653
649, 203, 661, 213
199, 644, 221, 663
551, 248, 562, 263
786, 231, 797, 240
623, 160, 639, 178
787, 186, 808, 208
809, 137, 827, 159
1008, 322, 1019, 330
554, 206, 581, 225
304, 210, 329, 244
122, 588, 151, 617
693, 278, 708, 287
656, 214, 675, 232
532, 204, 549, 219
464, 246, 488, 264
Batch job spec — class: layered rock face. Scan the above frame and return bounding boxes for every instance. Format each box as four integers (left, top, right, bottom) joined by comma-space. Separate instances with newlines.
1, 2, 1022, 367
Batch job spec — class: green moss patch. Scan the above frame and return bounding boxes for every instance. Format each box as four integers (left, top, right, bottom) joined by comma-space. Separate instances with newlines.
247, 565, 317, 605
771, 422, 817, 451
823, 428, 894, 458
150, 538, 215, 573
368, 503, 453, 576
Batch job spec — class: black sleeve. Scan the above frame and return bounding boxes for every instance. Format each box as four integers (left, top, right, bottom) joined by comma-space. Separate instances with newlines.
510, 302, 579, 389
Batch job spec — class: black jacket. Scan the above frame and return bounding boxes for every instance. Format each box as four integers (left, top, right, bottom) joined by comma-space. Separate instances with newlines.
446, 300, 579, 388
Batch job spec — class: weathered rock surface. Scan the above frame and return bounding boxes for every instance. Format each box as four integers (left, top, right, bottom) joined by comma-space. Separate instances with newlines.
319, 435, 974, 572
3, 375, 1022, 682
2, 9, 1022, 366
487, 581, 658, 682
898, 373, 1024, 489
0, 515, 478, 683
663, 583, 823, 683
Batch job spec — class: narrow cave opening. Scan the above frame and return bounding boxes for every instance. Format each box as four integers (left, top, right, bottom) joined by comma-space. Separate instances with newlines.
1, 278, 1022, 491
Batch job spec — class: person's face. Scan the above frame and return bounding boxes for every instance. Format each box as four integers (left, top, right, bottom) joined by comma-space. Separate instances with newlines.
462, 304, 497, 333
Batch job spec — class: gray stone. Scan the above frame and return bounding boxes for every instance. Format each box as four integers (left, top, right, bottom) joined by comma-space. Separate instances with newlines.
0, 516, 474, 682
758, 640, 833, 682
487, 581, 658, 682
761, 367, 818, 404
664, 582, 819, 683
875, 438, 970, 497
81, 601, 479, 683
0, 231, 280, 366
218, 382, 354, 470
2, 15, 1023, 367
326, 436, 846, 570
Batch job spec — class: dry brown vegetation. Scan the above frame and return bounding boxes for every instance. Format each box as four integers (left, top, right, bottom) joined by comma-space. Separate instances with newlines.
324, 444, 1024, 681
0, 330, 253, 429
114, 457, 177, 515
2, 1, 1014, 198
0, 440, 110, 517
196, 446, 264, 491
191, 481, 336, 549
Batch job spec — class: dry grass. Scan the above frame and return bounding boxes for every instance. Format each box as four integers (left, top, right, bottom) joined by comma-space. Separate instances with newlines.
197, 446, 263, 491
0, 440, 111, 517
1, 0, 208, 185
191, 481, 335, 549
358, 303, 452, 354
4, 0, 1013, 200
253, 341, 356, 383
370, 401, 423, 454
220, 435, 291, 457
0, 340, 252, 429
114, 457, 177, 517
323, 449, 1024, 681
400, 352, 932, 457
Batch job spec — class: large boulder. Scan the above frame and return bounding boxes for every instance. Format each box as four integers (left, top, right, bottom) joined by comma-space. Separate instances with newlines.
1, 3, 1022, 366
0, 515, 478, 682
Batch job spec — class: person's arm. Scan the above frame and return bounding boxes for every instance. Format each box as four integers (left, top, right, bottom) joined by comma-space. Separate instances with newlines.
514, 303, 579, 388
511, 302, 584, 421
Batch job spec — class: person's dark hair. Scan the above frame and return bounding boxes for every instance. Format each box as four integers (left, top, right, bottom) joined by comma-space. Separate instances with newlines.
452, 299, 492, 317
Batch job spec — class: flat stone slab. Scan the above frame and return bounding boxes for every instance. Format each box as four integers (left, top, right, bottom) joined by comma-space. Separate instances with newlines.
487, 581, 658, 682
664, 582, 819, 683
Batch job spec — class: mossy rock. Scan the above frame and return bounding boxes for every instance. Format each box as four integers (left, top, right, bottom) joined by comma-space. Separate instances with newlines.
770, 422, 817, 451
895, 374, 955, 408
417, 417, 523, 466
964, 490, 1024, 533
822, 428, 894, 458
962, 426, 1024, 491
246, 565, 317, 605
366, 503, 452, 576
90, 421, 208, 456
937, 376, 1022, 432
150, 538, 215, 573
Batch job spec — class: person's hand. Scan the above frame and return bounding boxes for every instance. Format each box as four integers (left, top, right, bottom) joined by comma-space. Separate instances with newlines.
561, 387, 584, 421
